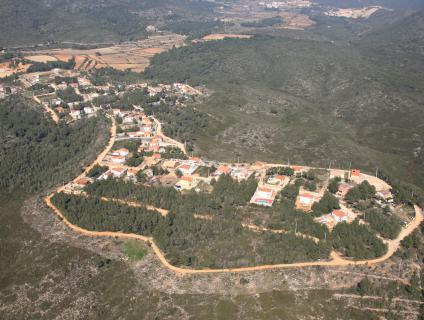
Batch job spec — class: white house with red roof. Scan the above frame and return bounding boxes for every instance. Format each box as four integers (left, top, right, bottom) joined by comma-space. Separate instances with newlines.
176, 163, 198, 175
298, 192, 315, 206
214, 165, 232, 176
331, 210, 349, 223
250, 186, 277, 207
110, 167, 127, 178
174, 176, 197, 190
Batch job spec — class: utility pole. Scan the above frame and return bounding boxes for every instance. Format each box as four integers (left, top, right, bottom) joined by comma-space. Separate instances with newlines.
295, 219, 297, 234
348, 161, 352, 179
375, 167, 378, 177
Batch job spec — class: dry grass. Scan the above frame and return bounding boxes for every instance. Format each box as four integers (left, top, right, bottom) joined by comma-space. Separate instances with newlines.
201, 34, 252, 41
25, 55, 58, 63
279, 12, 315, 30
0, 62, 30, 78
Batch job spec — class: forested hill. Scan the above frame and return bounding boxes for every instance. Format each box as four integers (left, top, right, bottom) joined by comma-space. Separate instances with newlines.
359, 10, 424, 56
144, 33, 424, 189
0, 0, 216, 47
0, 95, 109, 192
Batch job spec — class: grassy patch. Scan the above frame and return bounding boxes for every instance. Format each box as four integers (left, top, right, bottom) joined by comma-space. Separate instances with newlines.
123, 241, 147, 262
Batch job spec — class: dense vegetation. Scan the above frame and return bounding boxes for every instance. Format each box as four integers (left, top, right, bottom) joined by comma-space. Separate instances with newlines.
0, 95, 108, 192
345, 181, 376, 203
312, 192, 340, 216
144, 32, 424, 192
365, 208, 402, 240
0, 0, 217, 46
52, 193, 162, 235
50, 176, 335, 268
56, 87, 83, 103
163, 20, 224, 37
27, 58, 76, 73
332, 220, 387, 259
268, 200, 329, 239
241, 16, 283, 28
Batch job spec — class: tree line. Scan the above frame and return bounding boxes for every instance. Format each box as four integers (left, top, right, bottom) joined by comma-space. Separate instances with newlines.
0, 95, 108, 192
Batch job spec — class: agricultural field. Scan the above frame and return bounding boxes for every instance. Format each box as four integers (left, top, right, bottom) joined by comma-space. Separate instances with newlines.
24, 34, 186, 73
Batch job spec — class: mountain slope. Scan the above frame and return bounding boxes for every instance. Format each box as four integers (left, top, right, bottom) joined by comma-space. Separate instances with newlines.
144, 35, 424, 188
0, 0, 215, 47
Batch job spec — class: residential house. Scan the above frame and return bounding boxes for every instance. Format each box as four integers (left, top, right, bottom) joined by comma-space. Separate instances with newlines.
251, 161, 266, 171
331, 210, 349, 223
351, 169, 361, 177
267, 175, 287, 186
110, 155, 126, 164
83, 106, 94, 114
296, 192, 317, 211
337, 183, 354, 198
174, 176, 197, 190
231, 167, 252, 181
250, 186, 277, 207
70, 109, 81, 120
376, 190, 394, 203
112, 148, 129, 158
74, 177, 92, 189
214, 165, 231, 176
177, 163, 198, 175
291, 166, 304, 173
110, 167, 127, 178
188, 157, 203, 166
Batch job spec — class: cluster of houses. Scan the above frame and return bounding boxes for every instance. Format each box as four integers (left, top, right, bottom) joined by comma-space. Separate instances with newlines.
294, 168, 394, 228
4, 64, 207, 125
62, 108, 395, 229
126, 82, 206, 100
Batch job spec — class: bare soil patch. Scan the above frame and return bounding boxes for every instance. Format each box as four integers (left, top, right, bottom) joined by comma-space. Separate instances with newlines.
25, 33, 186, 72
279, 12, 315, 30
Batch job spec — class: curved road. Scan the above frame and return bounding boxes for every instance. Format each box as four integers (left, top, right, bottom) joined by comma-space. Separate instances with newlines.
44, 116, 424, 275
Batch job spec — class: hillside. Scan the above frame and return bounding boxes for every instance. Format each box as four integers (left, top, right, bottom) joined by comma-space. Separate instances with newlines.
144, 33, 424, 189
0, 0, 216, 47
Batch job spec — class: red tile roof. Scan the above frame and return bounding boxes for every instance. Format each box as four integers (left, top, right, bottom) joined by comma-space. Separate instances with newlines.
332, 210, 347, 218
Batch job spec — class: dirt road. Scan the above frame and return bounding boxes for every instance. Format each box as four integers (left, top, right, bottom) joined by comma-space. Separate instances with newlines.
45, 189, 423, 274
152, 116, 187, 154
58, 116, 116, 193
33, 96, 59, 123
